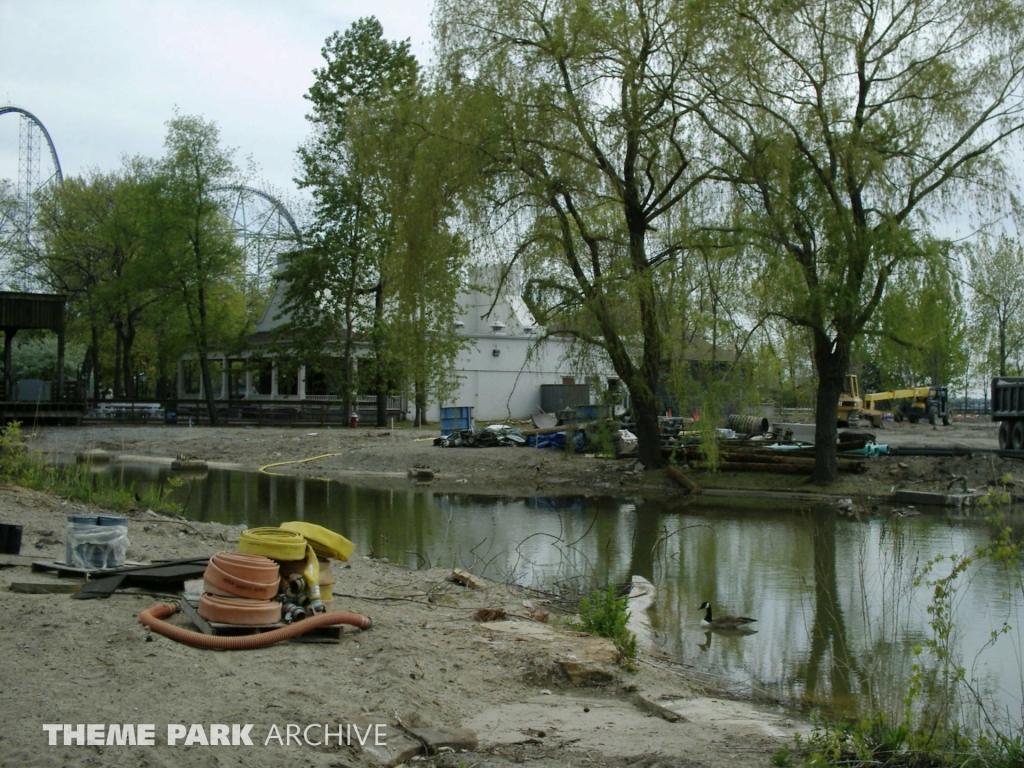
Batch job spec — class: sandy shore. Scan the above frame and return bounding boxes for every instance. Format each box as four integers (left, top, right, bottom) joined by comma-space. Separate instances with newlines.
0, 483, 802, 768
0, 417, 1013, 767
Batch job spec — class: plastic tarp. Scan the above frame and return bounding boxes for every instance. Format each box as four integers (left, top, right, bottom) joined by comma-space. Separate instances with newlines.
840, 444, 890, 456
527, 430, 589, 451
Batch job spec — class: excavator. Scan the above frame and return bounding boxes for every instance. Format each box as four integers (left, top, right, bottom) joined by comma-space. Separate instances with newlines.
861, 385, 951, 428
837, 374, 863, 427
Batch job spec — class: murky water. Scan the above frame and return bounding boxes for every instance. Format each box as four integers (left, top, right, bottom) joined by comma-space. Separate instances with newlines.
95, 463, 1024, 722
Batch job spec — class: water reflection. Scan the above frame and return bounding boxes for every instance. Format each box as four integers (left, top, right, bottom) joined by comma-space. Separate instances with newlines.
803, 512, 860, 709
93, 463, 1022, 722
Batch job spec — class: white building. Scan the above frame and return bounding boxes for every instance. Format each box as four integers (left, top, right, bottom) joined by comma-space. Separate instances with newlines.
176, 269, 617, 424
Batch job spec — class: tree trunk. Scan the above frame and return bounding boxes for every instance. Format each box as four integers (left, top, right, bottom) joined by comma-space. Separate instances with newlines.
195, 280, 219, 426
631, 386, 664, 468
86, 324, 101, 400
811, 330, 847, 483
198, 355, 219, 426
113, 332, 123, 397
999, 316, 1007, 376
120, 325, 137, 400
631, 228, 666, 470
373, 284, 387, 428
415, 380, 427, 427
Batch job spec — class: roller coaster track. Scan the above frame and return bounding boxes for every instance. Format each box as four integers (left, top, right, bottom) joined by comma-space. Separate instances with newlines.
1, 108, 303, 253
0, 105, 63, 184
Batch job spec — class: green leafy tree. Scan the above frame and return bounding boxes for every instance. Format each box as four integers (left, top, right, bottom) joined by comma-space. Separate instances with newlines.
283, 17, 466, 426
152, 113, 249, 425
383, 102, 471, 425
10, 334, 86, 384
282, 18, 421, 425
436, 0, 717, 468
968, 234, 1024, 380
868, 261, 969, 394
26, 162, 161, 398
0, 179, 20, 271
697, 0, 1024, 480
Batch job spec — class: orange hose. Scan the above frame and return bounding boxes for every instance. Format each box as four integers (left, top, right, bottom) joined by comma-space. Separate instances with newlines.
138, 603, 372, 650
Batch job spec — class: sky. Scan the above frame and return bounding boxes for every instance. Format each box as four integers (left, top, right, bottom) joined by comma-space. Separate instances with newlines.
0, 0, 436, 213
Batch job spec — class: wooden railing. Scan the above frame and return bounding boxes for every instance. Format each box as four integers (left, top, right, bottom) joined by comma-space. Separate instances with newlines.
82, 397, 407, 426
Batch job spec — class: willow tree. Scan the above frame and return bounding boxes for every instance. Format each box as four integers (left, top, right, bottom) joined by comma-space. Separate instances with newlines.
697, 0, 1024, 480
861, 245, 968, 392
968, 234, 1024, 380
383, 91, 471, 426
436, 0, 717, 468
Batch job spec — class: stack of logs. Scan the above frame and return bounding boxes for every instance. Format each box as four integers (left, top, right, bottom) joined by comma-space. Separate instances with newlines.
663, 436, 870, 475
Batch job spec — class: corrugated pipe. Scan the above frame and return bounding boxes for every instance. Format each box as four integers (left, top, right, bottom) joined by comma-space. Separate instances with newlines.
726, 414, 770, 435
138, 603, 372, 650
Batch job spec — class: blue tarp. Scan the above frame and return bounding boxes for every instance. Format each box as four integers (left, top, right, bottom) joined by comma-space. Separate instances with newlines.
527, 430, 589, 451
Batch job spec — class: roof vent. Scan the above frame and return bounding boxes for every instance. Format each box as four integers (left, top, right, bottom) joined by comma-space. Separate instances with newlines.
490, 321, 506, 334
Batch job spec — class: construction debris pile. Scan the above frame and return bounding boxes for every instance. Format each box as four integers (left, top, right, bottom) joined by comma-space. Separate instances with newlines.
434, 422, 606, 451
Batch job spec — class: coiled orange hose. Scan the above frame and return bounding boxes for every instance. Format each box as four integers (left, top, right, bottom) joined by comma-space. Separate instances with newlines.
138, 603, 372, 650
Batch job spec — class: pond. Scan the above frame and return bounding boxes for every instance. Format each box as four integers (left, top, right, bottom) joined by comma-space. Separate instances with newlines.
95, 462, 1024, 724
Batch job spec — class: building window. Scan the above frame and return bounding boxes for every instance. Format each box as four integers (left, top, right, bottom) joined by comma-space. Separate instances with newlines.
183, 361, 200, 395
277, 362, 299, 396
227, 360, 247, 400
209, 362, 223, 398
256, 360, 273, 395
305, 362, 340, 397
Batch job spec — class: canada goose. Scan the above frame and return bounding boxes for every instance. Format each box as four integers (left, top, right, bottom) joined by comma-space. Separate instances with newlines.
698, 601, 757, 630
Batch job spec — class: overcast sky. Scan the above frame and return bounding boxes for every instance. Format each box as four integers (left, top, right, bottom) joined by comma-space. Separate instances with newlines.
0, 1, 435, 213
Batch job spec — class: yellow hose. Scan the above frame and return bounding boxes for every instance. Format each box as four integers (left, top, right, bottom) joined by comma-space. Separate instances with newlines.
280, 521, 354, 562
238, 527, 307, 561
258, 453, 343, 477
238, 528, 323, 602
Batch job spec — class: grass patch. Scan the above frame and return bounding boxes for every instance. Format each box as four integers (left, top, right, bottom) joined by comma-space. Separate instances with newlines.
776, 712, 1024, 767
0, 422, 182, 515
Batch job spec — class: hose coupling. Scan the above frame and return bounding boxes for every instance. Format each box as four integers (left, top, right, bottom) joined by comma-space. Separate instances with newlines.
281, 601, 306, 624
307, 599, 327, 615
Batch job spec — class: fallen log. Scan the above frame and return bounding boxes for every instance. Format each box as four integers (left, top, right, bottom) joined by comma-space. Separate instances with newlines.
664, 438, 868, 457
666, 466, 703, 494
717, 460, 867, 474
667, 447, 869, 465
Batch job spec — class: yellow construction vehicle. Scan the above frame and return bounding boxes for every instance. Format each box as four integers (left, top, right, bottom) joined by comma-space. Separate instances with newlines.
862, 385, 950, 427
837, 374, 863, 427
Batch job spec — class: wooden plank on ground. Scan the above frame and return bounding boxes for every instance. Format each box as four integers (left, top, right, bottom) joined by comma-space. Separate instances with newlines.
31, 560, 148, 578
449, 568, 487, 590
10, 582, 82, 594
177, 594, 215, 635
0, 554, 35, 568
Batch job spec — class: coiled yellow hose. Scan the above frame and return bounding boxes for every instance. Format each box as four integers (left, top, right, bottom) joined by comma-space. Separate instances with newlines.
238, 527, 307, 561
280, 521, 354, 561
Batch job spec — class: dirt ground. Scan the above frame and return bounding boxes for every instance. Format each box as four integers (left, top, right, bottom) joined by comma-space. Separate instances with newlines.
0, 416, 1015, 768
17, 414, 1019, 501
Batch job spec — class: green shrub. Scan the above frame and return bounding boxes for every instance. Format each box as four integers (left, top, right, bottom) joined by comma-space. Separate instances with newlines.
566, 584, 638, 665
